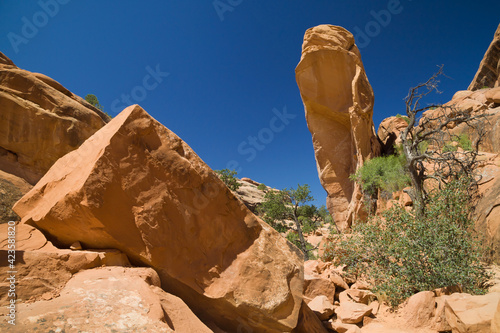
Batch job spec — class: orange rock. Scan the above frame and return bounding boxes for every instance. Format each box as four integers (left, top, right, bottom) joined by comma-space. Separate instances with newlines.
402, 291, 436, 328
469, 23, 500, 90
307, 295, 335, 321
293, 301, 329, 333
0, 267, 213, 332
485, 87, 500, 104
14, 105, 303, 332
295, 25, 380, 230
377, 116, 409, 154
0, 51, 109, 185
335, 301, 372, 324
304, 274, 335, 304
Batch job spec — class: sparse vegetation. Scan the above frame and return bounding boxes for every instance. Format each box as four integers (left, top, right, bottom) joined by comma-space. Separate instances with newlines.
0, 178, 23, 223
257, 184, 319, 260
214, 169, 241, 191
85, 93, 112, 118
257, 183, 267, 191
395, 113, 410, 124
323, 176, 490, 307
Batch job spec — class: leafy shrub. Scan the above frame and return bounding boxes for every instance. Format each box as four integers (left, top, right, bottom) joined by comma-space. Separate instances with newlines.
350, 155, 410, 196
214, 169, 240, 191
457, 133, 472, 151
442, 142, 457, 153
323, 177, 490, 307
257, 183, 267, 191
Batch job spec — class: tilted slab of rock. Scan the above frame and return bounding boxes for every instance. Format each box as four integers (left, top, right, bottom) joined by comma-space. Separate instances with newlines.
14, 105, 303, 332
0, 51, 109, 185
469, 23, 500, 90
295, 25, 380, 230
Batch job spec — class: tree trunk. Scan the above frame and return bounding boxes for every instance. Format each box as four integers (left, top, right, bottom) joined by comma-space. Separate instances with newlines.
292, 213, 309, 261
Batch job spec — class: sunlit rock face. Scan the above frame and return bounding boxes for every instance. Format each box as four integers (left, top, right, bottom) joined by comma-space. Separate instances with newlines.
295, 25, 380, 230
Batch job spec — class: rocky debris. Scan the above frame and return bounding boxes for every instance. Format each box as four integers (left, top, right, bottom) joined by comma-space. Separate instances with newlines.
0, 267, 214, 333
377, 116, 408, 155
308, 295, 335, 321
325, 319, 361, 333
294, 301, 329, 333
304, 274, 336, 304
14, 105, 303, 332
0, 51, 110, 185
339, 289, 375, 305
469, 23, 500, 90
335, 302, 372, 324
241, 177, 260, 186
295, 25, 380, 231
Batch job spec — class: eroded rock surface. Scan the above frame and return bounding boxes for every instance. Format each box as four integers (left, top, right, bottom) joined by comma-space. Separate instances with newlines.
469, 23, 500, 90
295, 25, 380, 230
14, 105, 303, 332
0, 51, 109, 185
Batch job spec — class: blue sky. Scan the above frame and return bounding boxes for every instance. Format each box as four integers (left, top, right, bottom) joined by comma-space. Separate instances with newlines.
1, 1, 499, 207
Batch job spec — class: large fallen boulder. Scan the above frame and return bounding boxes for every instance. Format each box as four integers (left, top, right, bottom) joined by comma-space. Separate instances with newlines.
14, 105, 304, 332
295, 25, 380, 230
0, 51, 109, 185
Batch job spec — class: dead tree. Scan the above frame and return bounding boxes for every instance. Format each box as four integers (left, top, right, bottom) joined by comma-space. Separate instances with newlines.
400, 66, 489, 217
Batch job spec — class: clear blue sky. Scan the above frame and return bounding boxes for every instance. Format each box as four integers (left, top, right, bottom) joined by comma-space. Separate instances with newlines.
1, 1, 499, 207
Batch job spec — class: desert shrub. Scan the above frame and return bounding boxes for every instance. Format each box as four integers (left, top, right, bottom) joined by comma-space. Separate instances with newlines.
323, 177, 490, 307
457, 133, 472, 151
214, 169, 240, 191
395, 113, 410, 124
257, 183, 267, 191
350, 155, 410, 196
442, 142, 457, 152
0, 178, 23, 223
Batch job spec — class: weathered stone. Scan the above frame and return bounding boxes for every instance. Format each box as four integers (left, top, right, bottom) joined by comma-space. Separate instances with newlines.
402, 291, 436, 328
308, 295, 335, 321
14, 105, 303, 332
324, 319, 361, 333
0, 267, 213, 333
335, 301, 372, 324
485, 87, 500, 104
304, 274, 336, 304
295, 25, 380, 230
0, 248, 130, 306
469, 23, 500, 90
293, 301, 329, 333
377, 116, 409, 154
339, 289, 375, 305
0, 52, 109, 185
443, 292, 500, 333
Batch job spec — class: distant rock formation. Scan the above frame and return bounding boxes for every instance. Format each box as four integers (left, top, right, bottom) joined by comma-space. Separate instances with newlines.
469, 23, 500, 90
377, 116, 408, 155
295, 25, 380, 230
0, 51, 110, 185
14, 105, 304, 332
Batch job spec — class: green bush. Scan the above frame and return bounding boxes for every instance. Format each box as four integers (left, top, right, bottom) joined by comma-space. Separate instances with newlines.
214, 169, 241, 191
323, 177, 490, 307
257, 183, 267, 191
443, 142, 457, 153
350, 155, 410, 196
457, 133, 472, 151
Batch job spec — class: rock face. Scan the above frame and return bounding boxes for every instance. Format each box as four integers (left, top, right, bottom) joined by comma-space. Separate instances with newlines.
0, 51, 109, 185
14, 105, 304, 332
469, 23, 500, 90
295, 25, 380, 230
0, 267, 213, 333
377, 116, 408, 155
